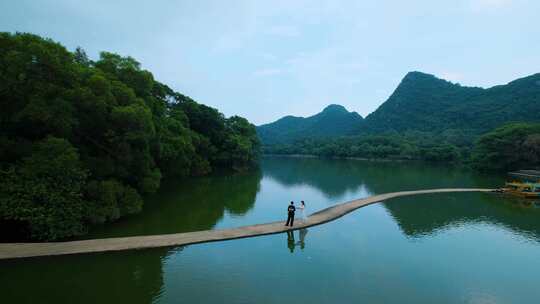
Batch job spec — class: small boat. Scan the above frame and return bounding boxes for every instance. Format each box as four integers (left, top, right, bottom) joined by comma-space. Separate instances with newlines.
502, 170, 540, 198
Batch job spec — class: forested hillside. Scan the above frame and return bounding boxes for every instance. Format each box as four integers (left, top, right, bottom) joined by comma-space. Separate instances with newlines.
363, 71, 540, 135
471, 123, 540, 172
257, 104, 363, 145
261, 71, 540, 166
0, 33, 260, 240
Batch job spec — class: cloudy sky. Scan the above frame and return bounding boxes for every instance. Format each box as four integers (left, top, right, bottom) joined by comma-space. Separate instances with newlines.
1, 0, 539, 124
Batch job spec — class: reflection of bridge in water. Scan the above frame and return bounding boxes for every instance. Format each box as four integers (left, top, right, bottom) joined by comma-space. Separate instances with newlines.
0, 188, 492, 260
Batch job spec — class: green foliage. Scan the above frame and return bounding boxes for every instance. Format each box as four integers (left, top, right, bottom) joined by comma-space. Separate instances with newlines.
85, 179, 143, 224
0, 137, 88, 240
219, 116, 261, 170
265, 121, 540, 170
264, 132, 465, 162
257, 104, 364, 145
259, 71, 540, 166
363, 71, 540, 136
0, 32, 260, 240
259, 71, 540, 149
472, 123, 540, 171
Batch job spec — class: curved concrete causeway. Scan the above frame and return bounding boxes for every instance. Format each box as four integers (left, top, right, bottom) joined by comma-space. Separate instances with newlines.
0, 188, 492, 260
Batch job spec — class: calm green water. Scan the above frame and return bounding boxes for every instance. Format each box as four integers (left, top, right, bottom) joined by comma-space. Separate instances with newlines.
2, 157, 540, 303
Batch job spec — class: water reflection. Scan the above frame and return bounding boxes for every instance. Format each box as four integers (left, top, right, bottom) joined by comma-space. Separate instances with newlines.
262, 156, 502, 198
287, 230, 295, 253
298, 228, 308, 250
85, 170, 263, 238
4, 158, 540, 304
383, 192, 540, 242
286, 228, 309, 253
263, 156, 540, 242
0, 247, 176, 304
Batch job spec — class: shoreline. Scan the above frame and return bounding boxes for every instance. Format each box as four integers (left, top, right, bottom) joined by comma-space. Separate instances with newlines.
263, 153, 423, 162
0, 188, 492, 260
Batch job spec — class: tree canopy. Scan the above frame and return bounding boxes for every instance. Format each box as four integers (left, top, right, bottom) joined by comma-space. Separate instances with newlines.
258, 71, 540, 168
0, 32, 259, 240
471, 123, 540, 172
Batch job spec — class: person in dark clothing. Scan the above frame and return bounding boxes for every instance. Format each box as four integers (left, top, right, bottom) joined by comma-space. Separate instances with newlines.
285, 201, 296, 226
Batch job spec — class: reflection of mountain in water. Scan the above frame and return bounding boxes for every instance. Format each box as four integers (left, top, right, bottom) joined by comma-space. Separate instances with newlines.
262, 157, 367, 199
85, 170, 262, 238
383, 192, 540, 241
263, 156, 540, 241
1, 246, 174, 304
262, 156, 502, 198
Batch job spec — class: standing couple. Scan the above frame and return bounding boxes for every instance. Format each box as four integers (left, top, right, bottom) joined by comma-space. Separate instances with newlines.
285, 201, 306, 227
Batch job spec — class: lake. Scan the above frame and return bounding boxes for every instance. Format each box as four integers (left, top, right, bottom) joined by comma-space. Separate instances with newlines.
2, 157, 540, 303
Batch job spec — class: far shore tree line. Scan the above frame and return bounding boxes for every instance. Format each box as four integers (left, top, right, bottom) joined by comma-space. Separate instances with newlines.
262, 122, 540, 172
258, 70, 540, 172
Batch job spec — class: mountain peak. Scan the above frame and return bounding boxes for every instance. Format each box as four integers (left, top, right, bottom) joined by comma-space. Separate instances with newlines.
402, 71, 439, 82
322, 104, 348, 113
394, 71, 461, 93
256, 104, 364, 145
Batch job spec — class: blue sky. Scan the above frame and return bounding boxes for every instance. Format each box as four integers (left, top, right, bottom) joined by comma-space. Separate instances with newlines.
1, 0, 539, 124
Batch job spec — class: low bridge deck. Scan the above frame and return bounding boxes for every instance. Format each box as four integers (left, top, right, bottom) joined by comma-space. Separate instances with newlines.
0, 188, 492, 260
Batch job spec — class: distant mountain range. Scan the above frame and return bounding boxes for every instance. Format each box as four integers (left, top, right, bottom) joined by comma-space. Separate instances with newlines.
257, 71, 540, 145
257, 104, 364, 145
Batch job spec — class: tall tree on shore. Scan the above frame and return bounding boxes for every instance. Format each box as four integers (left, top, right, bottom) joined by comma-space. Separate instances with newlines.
0, 32, 260, 240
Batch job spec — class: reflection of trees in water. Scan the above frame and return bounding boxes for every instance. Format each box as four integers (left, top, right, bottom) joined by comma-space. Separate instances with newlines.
262, 157, 367, 199
220, 171, 262, 215
383, 192, 540, 241
85, 170, 262, 238
1, 246, 176, 304
40, 170, 264, 304
264, 156, 538, 240
265, 156, 540, 242
262, 156, 502, 198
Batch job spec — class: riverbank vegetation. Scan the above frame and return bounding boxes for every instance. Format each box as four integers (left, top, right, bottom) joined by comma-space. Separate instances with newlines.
471, 123, 540, 172
263, 131, 468, 162
259, 71, 540, 170
263, 122, 540, 171
0, 33, 260, 240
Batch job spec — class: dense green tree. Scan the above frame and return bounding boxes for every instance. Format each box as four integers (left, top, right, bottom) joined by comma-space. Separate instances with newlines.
472, 123, 540, 171
0, 32, 259, 240
0, 137, 87, 240
263, 133, 464, 163
85, 179, 143, 224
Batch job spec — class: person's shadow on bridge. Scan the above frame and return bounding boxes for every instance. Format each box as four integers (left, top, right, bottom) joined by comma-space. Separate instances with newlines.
286, 228, 308, 253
